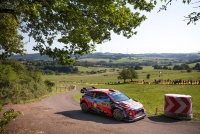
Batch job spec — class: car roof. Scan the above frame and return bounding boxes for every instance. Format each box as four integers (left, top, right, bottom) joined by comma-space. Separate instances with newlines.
89, 89, 118, 94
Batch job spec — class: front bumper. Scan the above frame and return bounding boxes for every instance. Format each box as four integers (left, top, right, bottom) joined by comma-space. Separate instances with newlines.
124, 110, 146, 121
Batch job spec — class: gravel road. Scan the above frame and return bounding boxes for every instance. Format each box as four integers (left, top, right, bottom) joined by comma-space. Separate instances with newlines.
2, 91, 200, 134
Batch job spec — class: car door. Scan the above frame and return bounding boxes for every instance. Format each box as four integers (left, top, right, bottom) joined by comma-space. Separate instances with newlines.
84, 91, 100, 111
82, 92, 96, 109
95, 92, 112, 115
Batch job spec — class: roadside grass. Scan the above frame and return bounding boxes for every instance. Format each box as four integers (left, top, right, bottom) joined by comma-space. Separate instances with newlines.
20, 87, 69, 104
73, 93, 82, 103
74, 84, 200, 121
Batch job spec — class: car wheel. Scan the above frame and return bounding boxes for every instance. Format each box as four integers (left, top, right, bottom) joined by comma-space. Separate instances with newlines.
113, 109, 124, 121
81, 102, 89, 112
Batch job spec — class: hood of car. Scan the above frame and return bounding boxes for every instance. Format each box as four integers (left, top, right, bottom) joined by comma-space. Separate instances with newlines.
118, 99, 143, 110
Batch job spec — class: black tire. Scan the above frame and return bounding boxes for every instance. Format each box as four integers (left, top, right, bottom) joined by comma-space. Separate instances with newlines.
81, 102, 89, 112
113, 109, 124, 121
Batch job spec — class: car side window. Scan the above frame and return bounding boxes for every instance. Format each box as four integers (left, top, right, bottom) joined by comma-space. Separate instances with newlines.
85, 92, 94, 97
96, 92, 109, 100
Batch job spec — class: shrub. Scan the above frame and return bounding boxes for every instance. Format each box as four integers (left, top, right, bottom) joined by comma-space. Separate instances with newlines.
147, 74, 150, 79
44, 80, 55, 92
0, 65, 17, 88
0, 60, 50, 104
0, 108, 19, 133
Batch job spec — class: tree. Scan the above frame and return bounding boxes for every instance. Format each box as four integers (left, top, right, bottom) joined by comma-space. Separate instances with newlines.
153, 64, 162, 69
118, 68, 131, 83
180, 64, 190, 70
0, 13, 25, 60
159, 0, 200, 25
173, 65, 181, 70
0, 0, 155, 64
147, 73, 151, 79
134, 65, 143, 70
129, 68, 138, 81
118, 68, 138, 83
173, 64, 191, 70
194, 63, 200, 71
163, 65, 168, 70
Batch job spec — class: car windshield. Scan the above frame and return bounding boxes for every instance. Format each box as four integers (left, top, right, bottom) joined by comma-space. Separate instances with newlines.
109, 92, 129, 102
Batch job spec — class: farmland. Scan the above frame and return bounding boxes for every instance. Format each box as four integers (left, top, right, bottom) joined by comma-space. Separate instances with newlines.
43, 65, 200, 84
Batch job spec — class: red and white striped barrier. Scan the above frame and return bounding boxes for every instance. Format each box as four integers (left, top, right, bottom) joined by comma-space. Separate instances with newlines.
164, 94, 192, 119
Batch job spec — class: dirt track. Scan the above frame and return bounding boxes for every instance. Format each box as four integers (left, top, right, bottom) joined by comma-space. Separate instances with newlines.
2, 91, 200, 134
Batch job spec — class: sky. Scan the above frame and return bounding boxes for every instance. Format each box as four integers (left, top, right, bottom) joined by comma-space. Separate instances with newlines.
24, 1, 200, 54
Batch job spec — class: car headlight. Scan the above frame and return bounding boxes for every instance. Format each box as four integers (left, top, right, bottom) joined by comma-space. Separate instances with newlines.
126, 109, 136, 116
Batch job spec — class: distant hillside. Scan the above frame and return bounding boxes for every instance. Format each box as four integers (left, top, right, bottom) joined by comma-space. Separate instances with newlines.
80, 52, 200, 60
10, 52, 200, 62
10, 53, 52, 60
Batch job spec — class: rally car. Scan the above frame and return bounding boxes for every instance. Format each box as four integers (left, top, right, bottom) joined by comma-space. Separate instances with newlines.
80, 89, 146, 121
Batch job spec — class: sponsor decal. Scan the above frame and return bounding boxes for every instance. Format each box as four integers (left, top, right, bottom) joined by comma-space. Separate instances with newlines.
132, 101, 139, 106
101, 102, 110, 107
93, 102, 97, 108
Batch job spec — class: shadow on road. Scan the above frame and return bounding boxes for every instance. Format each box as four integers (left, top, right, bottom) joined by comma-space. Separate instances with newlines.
55, 110, 136, 124
148, 115, 183, 123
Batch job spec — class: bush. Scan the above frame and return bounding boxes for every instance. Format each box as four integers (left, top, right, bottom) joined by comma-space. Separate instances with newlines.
0, 108, 19, 133
146, 74, 150, 79
0, 60, 50, 104
0, 65, 17, 89
44, 80, 55, 92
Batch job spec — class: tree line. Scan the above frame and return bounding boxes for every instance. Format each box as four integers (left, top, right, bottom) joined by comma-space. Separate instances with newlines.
153, 63, 200, 71
15, 59, 200, 75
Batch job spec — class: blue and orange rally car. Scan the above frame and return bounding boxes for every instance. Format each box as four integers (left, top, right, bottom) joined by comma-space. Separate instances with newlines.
80, 89, 146, 121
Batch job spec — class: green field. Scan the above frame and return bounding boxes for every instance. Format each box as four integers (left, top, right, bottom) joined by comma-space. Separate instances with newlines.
78, 58, 110, 62
42, 67, 200, 121
43, 66, 200, 85
74, 84, 200, 121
